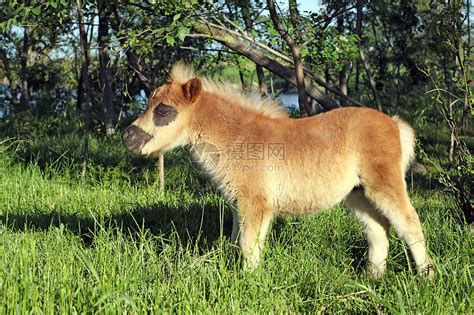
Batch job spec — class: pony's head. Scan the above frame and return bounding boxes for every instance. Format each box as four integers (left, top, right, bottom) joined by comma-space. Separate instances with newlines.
122, 64, 202, 157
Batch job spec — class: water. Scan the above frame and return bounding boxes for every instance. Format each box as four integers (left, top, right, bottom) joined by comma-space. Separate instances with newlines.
278, 93, 299, 109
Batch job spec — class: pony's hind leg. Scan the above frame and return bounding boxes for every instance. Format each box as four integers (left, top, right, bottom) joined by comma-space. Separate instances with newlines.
362, 167, 434, 278
345, 189, 390, 278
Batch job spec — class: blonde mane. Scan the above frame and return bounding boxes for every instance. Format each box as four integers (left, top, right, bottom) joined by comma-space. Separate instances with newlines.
170, 63, 289, 119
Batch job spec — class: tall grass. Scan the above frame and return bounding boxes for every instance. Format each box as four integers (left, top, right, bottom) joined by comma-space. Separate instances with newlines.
0, 126, 472, 313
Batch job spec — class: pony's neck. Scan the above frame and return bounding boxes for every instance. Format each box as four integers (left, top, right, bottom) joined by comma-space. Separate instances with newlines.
188, 91, 262, 147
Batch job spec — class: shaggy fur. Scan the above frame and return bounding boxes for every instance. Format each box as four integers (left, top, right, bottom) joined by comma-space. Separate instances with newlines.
123, 63, 434, 278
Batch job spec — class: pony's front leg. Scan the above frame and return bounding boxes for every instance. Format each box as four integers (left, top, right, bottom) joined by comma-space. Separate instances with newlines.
237, 197, 274, 270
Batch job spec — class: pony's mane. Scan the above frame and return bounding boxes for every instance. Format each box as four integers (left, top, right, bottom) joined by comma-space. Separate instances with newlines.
170, 63, 289, 119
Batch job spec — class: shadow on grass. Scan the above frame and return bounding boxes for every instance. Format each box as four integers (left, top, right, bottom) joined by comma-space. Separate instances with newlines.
1, 206, 374, 266
0, 202, 234, 253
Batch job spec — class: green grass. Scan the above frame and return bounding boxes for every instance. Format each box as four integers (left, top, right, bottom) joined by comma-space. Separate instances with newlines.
0, 134, 473, 313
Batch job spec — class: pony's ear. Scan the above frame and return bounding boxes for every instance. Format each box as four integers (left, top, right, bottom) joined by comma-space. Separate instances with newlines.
182, 77, 202, 103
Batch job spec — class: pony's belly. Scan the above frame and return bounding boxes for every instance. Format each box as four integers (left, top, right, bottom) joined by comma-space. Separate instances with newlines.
268, 170, 359, 215
273, 190, 341, 215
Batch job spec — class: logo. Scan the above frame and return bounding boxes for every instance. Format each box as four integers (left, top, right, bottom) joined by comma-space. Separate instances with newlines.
188, 141, 285, 173
188, 142, 220, 173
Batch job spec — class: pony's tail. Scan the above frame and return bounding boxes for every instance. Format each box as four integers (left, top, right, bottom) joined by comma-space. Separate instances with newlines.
393, 116, 416, 174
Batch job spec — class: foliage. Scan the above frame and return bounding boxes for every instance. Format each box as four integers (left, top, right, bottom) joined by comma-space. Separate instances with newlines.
416, 0, 473, 223
305, 30, 359, 72
120, 0, 199, 52
0, 0, 70, 32
420, 73, 473, 223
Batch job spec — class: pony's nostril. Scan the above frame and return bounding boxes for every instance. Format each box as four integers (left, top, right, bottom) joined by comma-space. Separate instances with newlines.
122, 128, 133, 144
122, 125, 153, 155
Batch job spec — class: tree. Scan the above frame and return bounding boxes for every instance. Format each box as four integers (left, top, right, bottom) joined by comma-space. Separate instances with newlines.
356, 0, 382, 111
239, 0, 267, 96
98, 0, 116, 136
76, 0, 92, 180
19, 25, 30, 112
422, 0, 473, 223
189, 4, 368, 111
267, 0, 311, 116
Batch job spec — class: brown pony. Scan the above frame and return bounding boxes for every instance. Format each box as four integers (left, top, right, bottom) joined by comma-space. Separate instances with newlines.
123, 63, 434, 278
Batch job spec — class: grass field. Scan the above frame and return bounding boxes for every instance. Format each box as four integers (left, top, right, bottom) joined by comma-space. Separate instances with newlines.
0, 131, 473, 313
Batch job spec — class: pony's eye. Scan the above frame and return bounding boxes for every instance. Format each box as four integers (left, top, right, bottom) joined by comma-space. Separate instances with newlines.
153, 103, 178, 126
155, 103, 172, 116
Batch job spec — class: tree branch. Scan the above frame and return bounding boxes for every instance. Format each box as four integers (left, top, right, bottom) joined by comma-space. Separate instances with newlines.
192, 21, 340, 110
196, 18, 365, 107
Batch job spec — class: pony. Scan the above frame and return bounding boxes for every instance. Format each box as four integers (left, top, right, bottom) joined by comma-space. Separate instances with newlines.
123, 63, 434, 278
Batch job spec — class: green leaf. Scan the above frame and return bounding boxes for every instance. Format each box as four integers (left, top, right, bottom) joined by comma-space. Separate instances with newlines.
50, 1, 58, 9
165, 35, 175, 46
31, 6, 41, 15
177, 26, 189, 42
173, 13, 181, 21
75, 250, 99, 282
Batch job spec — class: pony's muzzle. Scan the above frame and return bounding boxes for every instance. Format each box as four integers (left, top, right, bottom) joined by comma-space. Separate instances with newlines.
122, 125, 152, 155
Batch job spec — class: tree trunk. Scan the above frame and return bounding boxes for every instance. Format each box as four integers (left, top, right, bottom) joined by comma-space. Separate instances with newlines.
267, 0, 310, 116
159, 154, 164, 192
255, 66, 267, 97
76, 0, 91, 181
444, 64, 457, 165
448, 97, 455, 165
395, 63, 401, 108
0, 47, 18, 114
236, 58, 246, 90
356, 0, 382, 111
358, 46, 382, 111
240, 0, 267, 96
98, 0, 116, 136
292, 47, 311, 116
337, 12, 348, 106
460, 0, 471, 133
354, 60, 360, 93
338, 70, 348, 106
19, 26, 29, 112
289, 0, 300, 25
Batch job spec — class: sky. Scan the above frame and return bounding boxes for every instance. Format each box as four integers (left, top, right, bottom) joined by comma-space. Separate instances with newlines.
296, 0, 323, 13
